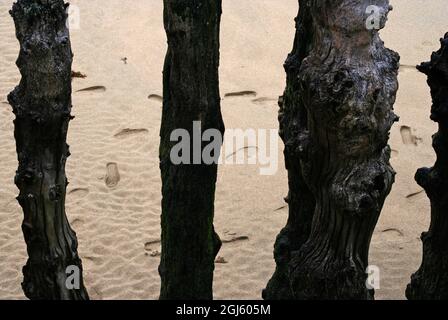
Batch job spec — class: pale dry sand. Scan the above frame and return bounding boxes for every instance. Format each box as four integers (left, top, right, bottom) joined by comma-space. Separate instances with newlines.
0, 0, 447, 300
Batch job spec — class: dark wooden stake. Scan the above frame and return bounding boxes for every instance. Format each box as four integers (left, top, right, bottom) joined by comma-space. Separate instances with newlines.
266, 0, 399, 300
407, 33, 448, 300
263, 1, 315, 300
8, 0, 89, 300
159, 0, 224, 300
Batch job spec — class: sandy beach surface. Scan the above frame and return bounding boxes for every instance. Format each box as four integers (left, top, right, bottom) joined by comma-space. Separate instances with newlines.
1, 0, 447, 300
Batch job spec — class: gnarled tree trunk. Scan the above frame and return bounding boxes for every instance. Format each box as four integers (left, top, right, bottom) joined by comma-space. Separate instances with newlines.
266, 0, 399, 300
263, 1, 315, 300
8, 0, 89, 300
159, 0, 224, 300
289, 0, 399, 300
406, 33, 448, 300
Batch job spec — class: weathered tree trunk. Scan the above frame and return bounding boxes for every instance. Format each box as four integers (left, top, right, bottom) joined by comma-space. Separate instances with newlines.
406, 33, 448, 300
8, 0, 89, 300
266, 0, 399, 300
289, 0, 399, 300
263, 1, 316, 300
159, 0, 224, 300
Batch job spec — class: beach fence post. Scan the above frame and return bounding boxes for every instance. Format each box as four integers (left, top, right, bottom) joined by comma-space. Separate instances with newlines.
262, 1, 315, 300
406, 33, 448, 300
159, 0, 224, 300
8, 0, 89, 300
264, 0, 399, 300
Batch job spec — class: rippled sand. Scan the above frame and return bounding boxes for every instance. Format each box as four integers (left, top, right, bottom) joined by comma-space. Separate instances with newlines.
0, 0, 447, 299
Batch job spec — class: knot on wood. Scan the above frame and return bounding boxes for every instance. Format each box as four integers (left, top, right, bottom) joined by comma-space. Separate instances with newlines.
49, 185, 62, 201
332, 161, 393, 217
284, 130, 310, 159
15, 167, 37, 184
273, 232, 291, 265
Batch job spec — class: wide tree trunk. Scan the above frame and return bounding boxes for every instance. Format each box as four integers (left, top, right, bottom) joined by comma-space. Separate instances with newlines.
8, 0, 89, 300
263, 1, 316, 300
266, 0, 399, 300
159, 0, 224, 300
406, 33, 448, 300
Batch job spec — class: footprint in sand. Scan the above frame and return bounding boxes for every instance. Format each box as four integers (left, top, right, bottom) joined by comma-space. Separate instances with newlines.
144, 241, 162, 257
224, 91, 257, 98
144, 239, 161, 251
71, 71, 87, 79
274, 205, 287, 212
381, 228, 404, 241
68, 187, 90, 200
215, 256, 228, 264
422, 40, 435, 47
221, 235, 249, 244
76, 86, 106, 93
225, 146, 258, 161
222, 230, 248, 242
105, 162, 120, 188
251, 97, 278, 105
148, 94, 163, 103
149, 251, 161, 257
70, 218, 84, 229
114, 128, 148, 139
406, 189, 425, 199
400, 126, 422, 146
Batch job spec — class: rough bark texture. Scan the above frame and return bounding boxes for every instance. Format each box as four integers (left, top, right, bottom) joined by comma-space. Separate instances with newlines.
7, 0, 89, 300
265, 0, 399, 300
406, 33, 448, 300
159, 0, 224, 300
263, 1, 315, 300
